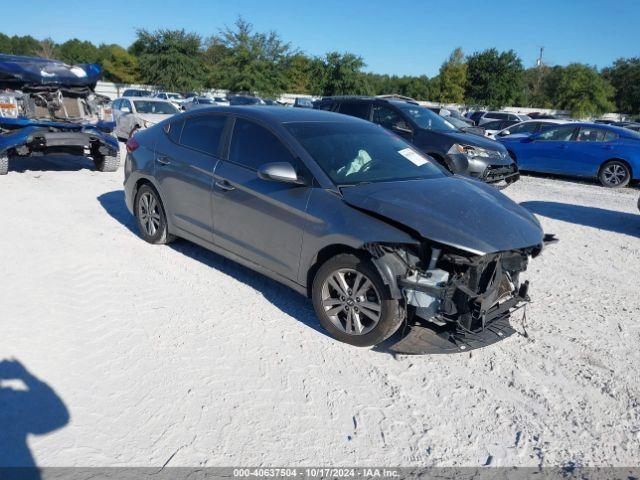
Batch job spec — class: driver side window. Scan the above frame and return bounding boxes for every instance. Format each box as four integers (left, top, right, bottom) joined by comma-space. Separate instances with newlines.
372, 105, 403, 130
539, 126, 576, 141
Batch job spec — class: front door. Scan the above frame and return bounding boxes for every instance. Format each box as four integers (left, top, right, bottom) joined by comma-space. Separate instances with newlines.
522, 125, 577, 173
211, 118, 311, 280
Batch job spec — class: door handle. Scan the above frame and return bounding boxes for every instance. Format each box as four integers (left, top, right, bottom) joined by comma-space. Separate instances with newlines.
215, 179, 235, 192
156, 155, 171, 165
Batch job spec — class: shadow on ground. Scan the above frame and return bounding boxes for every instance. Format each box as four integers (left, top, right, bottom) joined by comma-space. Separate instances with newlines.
98, 189, 490, 355
521, 200, 640, 237
7, 155, 94, 173
97, 190, 328, 339
519, 171, 640, 190
0, 359, 69, 480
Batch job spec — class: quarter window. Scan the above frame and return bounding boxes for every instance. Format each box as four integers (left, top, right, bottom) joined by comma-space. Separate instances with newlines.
180, 115, 227, 155
165, 120, 184, 144
229, 119, 296, 170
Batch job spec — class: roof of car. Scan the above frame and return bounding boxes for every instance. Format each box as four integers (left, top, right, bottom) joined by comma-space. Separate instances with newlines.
116, 96, 172, 101
181, 105, 368, 124
318, 96, 420, 106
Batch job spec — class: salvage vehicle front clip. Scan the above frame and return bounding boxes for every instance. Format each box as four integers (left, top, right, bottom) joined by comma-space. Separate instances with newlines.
0, 54, 119, 175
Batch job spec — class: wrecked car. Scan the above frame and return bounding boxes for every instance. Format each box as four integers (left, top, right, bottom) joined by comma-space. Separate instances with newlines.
124, 107, 552, 349
0, 54, 119, 175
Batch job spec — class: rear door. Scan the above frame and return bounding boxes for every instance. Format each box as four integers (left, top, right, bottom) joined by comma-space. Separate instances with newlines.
154, 113, 228, 242
569, 127, 619, 177
211, 117, 312, 280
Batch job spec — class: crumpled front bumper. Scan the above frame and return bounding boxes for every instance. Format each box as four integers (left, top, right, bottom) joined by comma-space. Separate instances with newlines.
0, 120, 118, 157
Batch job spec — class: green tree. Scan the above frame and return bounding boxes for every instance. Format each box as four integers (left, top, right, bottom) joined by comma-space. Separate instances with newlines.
310, 52, 371, 96
283, 53, 312, 94
97, 44, 139, 84
4, 35, 41, 56
437, 48, 466, 103
57, 39, 99, 64
207, 18, 292, 96
130, 29, 206, 91
553, 63, 614, 117
466, 48, 524, 108
603, 58, 640, 114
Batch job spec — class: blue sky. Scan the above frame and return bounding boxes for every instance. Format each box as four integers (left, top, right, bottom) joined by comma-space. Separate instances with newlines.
3, 0, 639, 76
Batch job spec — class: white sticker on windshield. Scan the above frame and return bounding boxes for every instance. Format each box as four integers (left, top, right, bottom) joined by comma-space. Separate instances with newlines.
398, 147, 428, 166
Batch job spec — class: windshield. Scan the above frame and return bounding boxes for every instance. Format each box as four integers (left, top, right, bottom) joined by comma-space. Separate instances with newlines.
398, 104, 457, 131
133, 101, 178, 114
287, 121, 446, 186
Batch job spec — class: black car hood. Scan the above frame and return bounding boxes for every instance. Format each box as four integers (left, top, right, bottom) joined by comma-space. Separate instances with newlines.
0, 54, 101, 88
425, 129, 506, 151
341, 177, 543, 255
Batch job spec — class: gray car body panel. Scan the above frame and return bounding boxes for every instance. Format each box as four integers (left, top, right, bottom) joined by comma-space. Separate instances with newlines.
124, 106, 543, 297
340, 176, 543, 255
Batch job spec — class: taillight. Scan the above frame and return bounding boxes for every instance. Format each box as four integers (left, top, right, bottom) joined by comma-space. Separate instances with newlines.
126, 137, 140, 152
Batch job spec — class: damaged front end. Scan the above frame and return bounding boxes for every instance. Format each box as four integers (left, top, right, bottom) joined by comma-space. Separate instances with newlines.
366, 239, 552, 353
0, 54, 119, 174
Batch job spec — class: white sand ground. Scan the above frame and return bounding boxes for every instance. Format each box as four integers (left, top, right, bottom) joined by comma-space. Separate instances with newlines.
1, 152, 639, 468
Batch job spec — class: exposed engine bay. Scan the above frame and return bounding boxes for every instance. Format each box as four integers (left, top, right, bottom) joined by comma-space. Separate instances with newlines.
364, 239, 554, 353
0, 85, 112, 124
0, 54, 119, 174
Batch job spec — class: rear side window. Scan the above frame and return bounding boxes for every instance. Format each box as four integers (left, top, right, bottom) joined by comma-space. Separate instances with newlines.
487, 112, 506, 120
165, 120, 184, 144
229, 119, 296, 170
338, 102, 370, 119
180, 115, 227, 155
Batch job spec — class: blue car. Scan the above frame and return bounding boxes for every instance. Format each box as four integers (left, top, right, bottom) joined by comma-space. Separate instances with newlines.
498, 123, 640, 187
0, 54, 120, 175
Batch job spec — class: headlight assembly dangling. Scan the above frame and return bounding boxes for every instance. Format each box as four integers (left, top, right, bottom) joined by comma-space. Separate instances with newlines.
448, 144, 491, 158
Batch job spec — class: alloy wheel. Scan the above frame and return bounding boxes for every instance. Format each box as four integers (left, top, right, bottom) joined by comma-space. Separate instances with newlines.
138, 192, 161, 236
602, 163, 628, 186
320, 268, 382, 335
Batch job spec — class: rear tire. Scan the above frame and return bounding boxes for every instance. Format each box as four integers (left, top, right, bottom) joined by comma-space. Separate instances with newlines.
134, 184, 175, 245
312, 253, 404, 347
599, 160, 630, 188
0, 154, 8, 175
93, 152, 120, 172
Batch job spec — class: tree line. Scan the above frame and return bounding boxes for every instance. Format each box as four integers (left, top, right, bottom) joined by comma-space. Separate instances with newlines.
2, 19, 639, 117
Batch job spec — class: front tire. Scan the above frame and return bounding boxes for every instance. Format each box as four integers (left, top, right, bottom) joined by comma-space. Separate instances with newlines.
599, 160, 630, 188
312, 253, 404, 347
134, 184, 175, 244
93, 152, 120, 172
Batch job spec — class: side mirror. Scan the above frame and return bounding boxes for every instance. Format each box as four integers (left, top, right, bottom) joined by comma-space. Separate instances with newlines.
121, 107, 131, 113
257, 162, 305, 185
499, 130, 510, 137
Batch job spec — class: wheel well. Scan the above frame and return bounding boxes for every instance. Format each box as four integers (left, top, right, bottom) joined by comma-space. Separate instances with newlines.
599, 158, 632, 178
133, 177, 154, 202
306, 244, 361, 297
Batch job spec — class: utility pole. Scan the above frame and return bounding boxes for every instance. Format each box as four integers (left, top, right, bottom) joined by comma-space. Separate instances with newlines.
536, 46, 544, 68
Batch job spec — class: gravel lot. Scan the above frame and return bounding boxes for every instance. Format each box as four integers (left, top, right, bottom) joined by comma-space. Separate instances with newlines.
1, 152, 639, 468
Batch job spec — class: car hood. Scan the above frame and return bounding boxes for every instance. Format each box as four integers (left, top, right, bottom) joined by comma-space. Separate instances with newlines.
137, 113, 174, 124
0, 54, 101, 88
430, 129, 506, 151
341, 177, 543, 255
